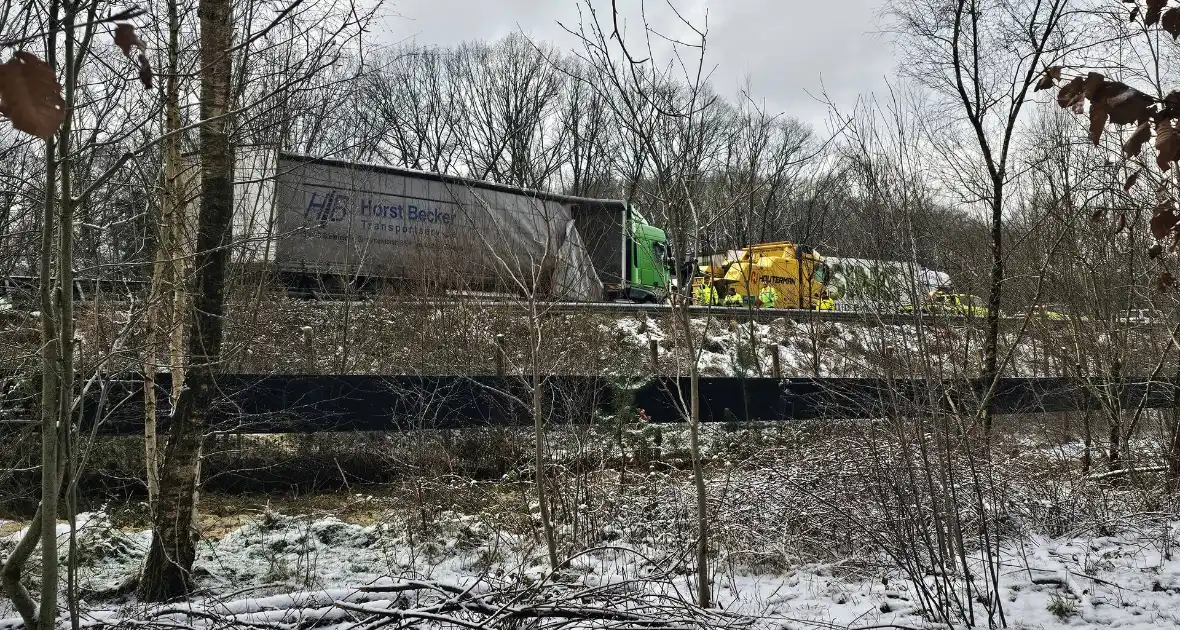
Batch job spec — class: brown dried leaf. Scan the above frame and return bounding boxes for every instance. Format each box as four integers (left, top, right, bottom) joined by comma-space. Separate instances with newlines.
1035, 66, 1062, 91
0, 51, 66, 140
1118, 213, 1129, 233
1139, 105, 1157, 126
1091, 209, 1106, 222
1090, 100, 1109, 145
1152, 203, 1180, 239
1156, 119, 1180, 170
1083, 72, 1106, 98
1125, 168, 1142, 191
1150, 243, 1164, 258
1057, 76, 1085, 113
1099, 82, 1154, 124
1158, 271, 1175, 292
1162, 91, 1180, 118
1125, 120, 1153, 157
1147, 0, 1168, 27
113, 23, 143, 58
138, 53, 153, 90
1165, 7, 1180, 38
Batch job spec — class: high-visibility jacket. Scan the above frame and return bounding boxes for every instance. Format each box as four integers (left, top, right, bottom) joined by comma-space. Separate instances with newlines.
759, 286, 778, 309
694, 284, 718, 305
723, 293, 744, 306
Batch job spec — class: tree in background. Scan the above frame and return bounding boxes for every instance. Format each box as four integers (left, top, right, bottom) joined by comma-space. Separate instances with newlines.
562, 0, 727, 607
889, 0, 1070, 438
0, 4, 153, 627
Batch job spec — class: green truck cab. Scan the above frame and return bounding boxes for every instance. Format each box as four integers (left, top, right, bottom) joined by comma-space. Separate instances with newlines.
569, 202, 670, 303
628, 212, 671, 302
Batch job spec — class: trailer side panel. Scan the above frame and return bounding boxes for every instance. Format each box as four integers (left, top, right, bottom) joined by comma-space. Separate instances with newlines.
271, 156, 601, 299
570, 201, 627, 290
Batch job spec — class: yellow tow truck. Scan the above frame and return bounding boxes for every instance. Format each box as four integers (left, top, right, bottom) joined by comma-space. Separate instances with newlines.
690, 242, 828, 309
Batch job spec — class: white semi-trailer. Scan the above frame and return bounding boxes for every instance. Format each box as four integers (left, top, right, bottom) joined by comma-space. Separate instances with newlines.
821, 257, 952, 312
221, 150, 673, 301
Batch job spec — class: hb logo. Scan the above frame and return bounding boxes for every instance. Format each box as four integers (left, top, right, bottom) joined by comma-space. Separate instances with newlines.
306, 189, 348, 224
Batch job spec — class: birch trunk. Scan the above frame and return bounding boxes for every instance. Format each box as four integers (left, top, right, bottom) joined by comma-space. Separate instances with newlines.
144, 0, 187, 510
138, 0, 234, 600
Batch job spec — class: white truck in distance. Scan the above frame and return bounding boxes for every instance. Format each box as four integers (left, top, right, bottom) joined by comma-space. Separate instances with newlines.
820, 257, 952, 313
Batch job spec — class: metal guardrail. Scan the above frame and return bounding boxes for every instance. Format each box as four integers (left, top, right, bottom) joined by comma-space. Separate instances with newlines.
382, 299, 1017, 326
0, 275, 968, 323
1, 275, 1159, 328
378, 300, 1171, 328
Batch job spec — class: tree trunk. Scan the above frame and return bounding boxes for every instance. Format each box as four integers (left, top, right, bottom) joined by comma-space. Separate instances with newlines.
1168, 413, 1180, 488
677, 305, 709, 608
50, 4, 79, 623
37, 4, 64, 622
530, 303, 559, 570
1168, 363, 1180, 488
1109, 359, 1123, 472
142, 365, 158, 507
0, 6, 77, 625
534, 364, 558, 569
34, 138, 61, 630
138, 0, 234, 600
1104, 422, 1123, 471
144, 0, 185, 511
2, 508, 42, 627
1109, 416, 1122, 471
982, 189, 1003, 440
1082, 408, 1093, 474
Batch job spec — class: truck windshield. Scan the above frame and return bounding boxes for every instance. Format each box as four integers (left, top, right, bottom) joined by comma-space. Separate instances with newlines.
814, 263, 829, 284
652, 242, 668, 264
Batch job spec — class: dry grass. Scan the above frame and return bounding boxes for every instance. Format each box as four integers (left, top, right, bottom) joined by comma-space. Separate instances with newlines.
0, 519, 23, 537
181, 478, 536, 541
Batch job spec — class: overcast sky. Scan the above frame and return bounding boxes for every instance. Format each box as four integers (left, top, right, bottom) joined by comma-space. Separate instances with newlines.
375, 0, 896, 132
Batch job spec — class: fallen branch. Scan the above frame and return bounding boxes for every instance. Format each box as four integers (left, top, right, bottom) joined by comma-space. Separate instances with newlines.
1088, 465, 1168, 480
1, 576, 754, 630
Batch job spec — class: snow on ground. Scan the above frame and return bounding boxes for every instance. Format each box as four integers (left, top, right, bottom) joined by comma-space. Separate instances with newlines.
2, 511, 150, 598
605, 314, 1046, 378
3, 502, 1178, 628
2, 512, 107, 545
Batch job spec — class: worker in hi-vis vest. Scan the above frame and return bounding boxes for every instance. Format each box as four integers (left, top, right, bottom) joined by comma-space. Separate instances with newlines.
723, 287, 744, 306
759, 285, 778, 309
694, 282, 718, 305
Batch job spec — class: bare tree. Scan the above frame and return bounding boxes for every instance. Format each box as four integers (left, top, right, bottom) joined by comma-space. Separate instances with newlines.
0, 2, 154, 626
557, 57, 616, 198
142, 0, 194, 512
449, 36, 567, 188
889, 0, 1070, 437
360, 46, 462, 170
561, 0, 726, 607
138, 0, 235, 599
